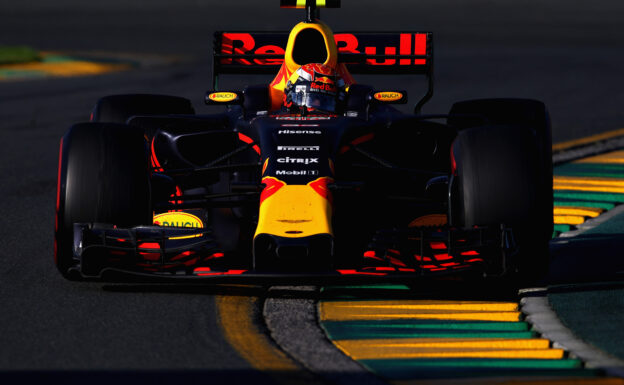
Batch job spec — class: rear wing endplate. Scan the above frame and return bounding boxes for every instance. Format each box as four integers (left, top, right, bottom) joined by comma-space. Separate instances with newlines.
213, 31, 434, 113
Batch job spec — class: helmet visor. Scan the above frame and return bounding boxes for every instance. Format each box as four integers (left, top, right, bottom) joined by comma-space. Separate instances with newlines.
292, 85, 337, 113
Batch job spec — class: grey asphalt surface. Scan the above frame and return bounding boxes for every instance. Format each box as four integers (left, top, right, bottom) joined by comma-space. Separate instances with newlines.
1, 0, 624, 382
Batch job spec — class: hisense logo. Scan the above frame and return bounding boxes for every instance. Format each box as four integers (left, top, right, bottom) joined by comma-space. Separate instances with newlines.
278, 129, 322, 134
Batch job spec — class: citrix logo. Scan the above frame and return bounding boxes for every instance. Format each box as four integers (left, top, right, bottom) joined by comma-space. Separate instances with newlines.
276, 157, 319, 164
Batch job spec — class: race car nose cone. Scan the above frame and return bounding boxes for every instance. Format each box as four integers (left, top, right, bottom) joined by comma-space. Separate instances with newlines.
253, 233, 334, 272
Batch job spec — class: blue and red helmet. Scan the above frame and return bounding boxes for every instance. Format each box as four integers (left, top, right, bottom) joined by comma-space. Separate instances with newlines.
283, 63, 346, 114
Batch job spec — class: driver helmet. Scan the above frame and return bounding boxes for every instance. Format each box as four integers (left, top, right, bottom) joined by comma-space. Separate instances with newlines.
283, 63, 346, 114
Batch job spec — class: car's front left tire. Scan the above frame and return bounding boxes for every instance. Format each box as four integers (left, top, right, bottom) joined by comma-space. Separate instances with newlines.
55, 123, 152, 280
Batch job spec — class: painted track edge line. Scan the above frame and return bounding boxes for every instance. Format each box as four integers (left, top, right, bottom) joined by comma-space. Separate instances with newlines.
263, 286, 388, 385
552, 128, 624, 153
215, 294, 321, 385
520, 293, 624, 377
553, 136, 624, 166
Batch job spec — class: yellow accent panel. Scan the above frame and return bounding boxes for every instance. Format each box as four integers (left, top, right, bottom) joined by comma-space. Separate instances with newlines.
336, 338, 551, 350
320, 301, 521, 322
553, 206, 603, 217
553, 183, 624, 194
552, 128, 624, 152
374, 91, 404, 102
553, 176, 624, 187
334, 337, 563, 360
284, 21, 338, 74
153, 212, 203, 228
255, 184, 332, 238
207, 92, 238, 102
554, 215, 585, 225
335, 344, 564, 360
574, 149, 624, 164
153, 212, 204, 240
322, 300, 518, 312
296, 0, 306, 7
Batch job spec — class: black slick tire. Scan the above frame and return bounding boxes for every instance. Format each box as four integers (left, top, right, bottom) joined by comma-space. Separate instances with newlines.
449, 99, 553, 284
452, 124, 551, 283
55, 123, 152, 280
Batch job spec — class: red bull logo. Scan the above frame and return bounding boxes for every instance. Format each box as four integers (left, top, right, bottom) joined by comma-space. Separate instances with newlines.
314, 76, 334, 84
220, 32, 428, 67
311, 82, 337, 92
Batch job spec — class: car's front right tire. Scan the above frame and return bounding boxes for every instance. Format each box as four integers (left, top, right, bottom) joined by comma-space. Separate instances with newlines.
451, 124, 552, 284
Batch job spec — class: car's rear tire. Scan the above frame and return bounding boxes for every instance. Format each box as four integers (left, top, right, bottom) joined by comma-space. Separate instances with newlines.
91, 94, 195, 123
451, 123, 552, 284
55, 123, 152, 280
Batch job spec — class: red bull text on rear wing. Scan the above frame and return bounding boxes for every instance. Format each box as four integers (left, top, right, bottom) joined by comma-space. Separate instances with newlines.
212, 31, 433, 112
214, 31, 431, 74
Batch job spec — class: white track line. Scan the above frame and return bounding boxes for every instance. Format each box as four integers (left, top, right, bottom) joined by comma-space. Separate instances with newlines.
263, 286, 387, 385
520, 291, 624, 377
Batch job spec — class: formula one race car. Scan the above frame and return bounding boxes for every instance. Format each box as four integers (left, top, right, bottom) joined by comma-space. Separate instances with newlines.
55, 0, 553, 283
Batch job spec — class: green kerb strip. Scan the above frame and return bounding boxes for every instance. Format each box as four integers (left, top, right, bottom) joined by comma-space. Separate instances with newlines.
41, 54, 78, 63
554, 163, 624, 178
360, 358, 583, 369
325, 320, 529, 331
553, 224, 571, 235
322, 320, 532, 340
554, 191, 624, 203
554, 200, 615, 210
321, 284, 412, 300
321, 285, 410, 291
325, 329, 534, 340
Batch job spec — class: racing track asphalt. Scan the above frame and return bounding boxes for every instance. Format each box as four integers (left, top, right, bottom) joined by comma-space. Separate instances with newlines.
1, 0, 623, 383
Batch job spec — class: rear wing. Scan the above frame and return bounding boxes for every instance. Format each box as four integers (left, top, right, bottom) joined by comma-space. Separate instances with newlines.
213, 31, 434, 113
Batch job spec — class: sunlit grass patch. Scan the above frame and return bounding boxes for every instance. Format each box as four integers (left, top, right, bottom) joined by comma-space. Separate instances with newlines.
0, 46, 41, 65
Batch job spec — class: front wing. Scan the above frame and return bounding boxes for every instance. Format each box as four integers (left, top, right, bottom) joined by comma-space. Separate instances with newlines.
70, 223, 517, 283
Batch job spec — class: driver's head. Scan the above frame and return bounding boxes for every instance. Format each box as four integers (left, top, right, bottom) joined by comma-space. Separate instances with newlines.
283, 63, 345, 114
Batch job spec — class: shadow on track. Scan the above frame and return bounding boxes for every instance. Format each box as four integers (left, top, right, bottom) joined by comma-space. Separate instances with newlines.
100, 277, 523, 302
102, 283, 268, 297
549, 232, 624, 285
0, 370, 314, 385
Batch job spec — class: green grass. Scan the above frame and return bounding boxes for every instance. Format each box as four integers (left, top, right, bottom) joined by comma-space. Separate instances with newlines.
0, 46, 41, 65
